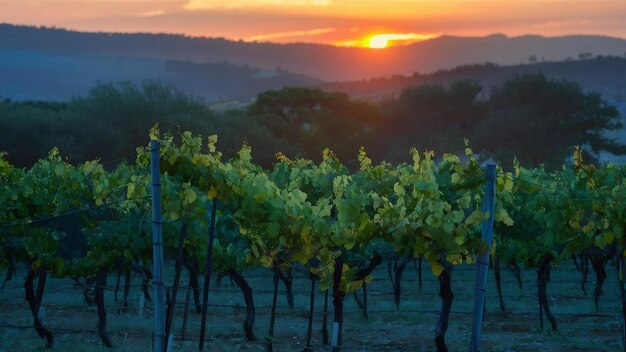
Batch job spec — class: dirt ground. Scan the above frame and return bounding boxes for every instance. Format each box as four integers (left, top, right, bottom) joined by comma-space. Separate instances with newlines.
0, 260, 623, 351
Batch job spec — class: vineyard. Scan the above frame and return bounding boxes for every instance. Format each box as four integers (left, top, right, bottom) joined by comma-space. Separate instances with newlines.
1, 126, 626, 351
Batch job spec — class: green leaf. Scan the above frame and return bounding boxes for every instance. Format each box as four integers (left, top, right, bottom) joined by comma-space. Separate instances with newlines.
182, 188, 197, 206
430, 262, 444, 276
267, 222, 280, 237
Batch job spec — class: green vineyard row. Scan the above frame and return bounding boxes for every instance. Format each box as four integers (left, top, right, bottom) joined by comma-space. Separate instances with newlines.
2, 126, 626, 350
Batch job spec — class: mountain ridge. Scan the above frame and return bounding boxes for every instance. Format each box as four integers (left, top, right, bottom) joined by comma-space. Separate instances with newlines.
2, 23, 626, 81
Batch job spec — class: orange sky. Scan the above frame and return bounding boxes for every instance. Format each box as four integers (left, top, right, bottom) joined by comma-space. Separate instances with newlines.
2, 1, 626, 47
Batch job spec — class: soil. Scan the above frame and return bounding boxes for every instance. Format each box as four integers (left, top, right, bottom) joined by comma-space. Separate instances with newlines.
0, 261, 622, 351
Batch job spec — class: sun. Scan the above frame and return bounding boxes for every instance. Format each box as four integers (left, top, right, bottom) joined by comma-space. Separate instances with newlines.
366, 33, 439, 49
369, 35, 389, 49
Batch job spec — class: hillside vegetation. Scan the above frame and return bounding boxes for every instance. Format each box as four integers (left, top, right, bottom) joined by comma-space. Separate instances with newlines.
1, 73, 623, 170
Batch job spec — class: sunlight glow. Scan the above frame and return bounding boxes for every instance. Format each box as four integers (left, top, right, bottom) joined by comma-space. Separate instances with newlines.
368, 33, 438, 49
185, 0, 331, 10
369, 35, 388, 49
247, 27, 335, 42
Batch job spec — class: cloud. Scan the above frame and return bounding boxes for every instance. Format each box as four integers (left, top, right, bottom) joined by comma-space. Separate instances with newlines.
184, 0, 331, 11
334, 39, 361, 47
136, 9, 166, 17
531, 20, 592, 29
246, 27, 335, 41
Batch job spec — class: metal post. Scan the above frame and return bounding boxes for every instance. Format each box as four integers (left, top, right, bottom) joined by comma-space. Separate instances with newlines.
470, 164, 496, 352
151, 140, 166, 352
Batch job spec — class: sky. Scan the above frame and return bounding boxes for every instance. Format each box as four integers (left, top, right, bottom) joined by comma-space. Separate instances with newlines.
2, 0, 626, 47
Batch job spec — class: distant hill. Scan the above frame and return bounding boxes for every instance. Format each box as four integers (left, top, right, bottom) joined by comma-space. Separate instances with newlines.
2, 24, 626, 82
321, 57, 626, 104
0, 49, 319, 102
2, 24, 626, 103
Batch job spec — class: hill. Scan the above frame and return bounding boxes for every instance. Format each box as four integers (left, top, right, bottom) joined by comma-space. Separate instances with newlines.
321, 57, 626, 104
0, 49, 319, 102
2, 24, 626, 82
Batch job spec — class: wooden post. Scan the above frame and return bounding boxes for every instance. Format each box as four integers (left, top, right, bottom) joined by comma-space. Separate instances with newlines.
267, 259, 280, 352
180, 280, 192, 340
150, 140, 165, 352
331, 257, 344, 352
618, 252, 626, 352
304, 276, 316, 351
165, 223, 189, 349
199, 198, 218, 351
470, 164, 496, 352
322, 289, 329, 345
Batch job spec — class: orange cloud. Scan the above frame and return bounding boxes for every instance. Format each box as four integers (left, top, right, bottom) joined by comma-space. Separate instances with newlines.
136, 9, 166, 17
185, 0, 331, 10
246, 27, 335, 42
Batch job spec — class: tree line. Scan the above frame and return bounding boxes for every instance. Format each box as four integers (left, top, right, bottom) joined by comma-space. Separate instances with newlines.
1, 73, 623, 170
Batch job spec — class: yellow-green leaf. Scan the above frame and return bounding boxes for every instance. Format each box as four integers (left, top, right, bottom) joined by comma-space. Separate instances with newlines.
183, 188, 197, 205
603, 232, 615, 246
430, 262, 444, 276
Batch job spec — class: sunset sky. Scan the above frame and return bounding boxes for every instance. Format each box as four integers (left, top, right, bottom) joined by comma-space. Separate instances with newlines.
2, 0, 626, 47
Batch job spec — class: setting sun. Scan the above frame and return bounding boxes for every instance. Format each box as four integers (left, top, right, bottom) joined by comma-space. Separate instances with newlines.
369, 35, 389, 49
368, 33, 438, 49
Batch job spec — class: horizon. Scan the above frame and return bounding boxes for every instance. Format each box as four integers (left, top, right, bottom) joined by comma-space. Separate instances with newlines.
3, 22, 626, 49
2, 0, 626, 48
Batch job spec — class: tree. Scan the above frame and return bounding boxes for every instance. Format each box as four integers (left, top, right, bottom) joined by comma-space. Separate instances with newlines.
248, 87, 381, 163
0, 100, 121, 167
0, 81, 284, 168
472, 73, 626, 169
71, 81, 211, 153
382, 80, 487, 161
